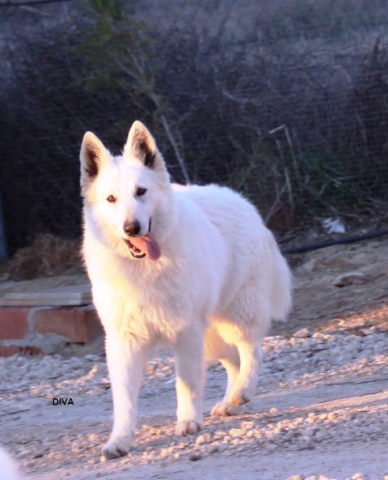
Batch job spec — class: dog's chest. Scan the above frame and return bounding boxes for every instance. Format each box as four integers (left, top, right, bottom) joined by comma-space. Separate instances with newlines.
91, 266, 190, 341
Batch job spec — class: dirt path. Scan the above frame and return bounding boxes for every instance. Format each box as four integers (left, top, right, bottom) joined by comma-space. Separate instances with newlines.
1, 237, 388, 480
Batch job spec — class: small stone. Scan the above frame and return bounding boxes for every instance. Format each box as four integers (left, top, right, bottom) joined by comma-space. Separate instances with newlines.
218, 442, 228, 453
241, 421, 255, 430
189, 453, 202, 462
195, 433, 211, 444
294, 328, 310, 338
85, 354, 98, 361
88, 433, 99, 442
287, 476, 304, 480
268, 407, 279, 416
333, 272, 367, 287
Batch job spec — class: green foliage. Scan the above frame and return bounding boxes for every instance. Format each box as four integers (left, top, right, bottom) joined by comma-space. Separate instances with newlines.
76, 0, 154, 92
74, 0, 188, 181
295, 149, 361, 214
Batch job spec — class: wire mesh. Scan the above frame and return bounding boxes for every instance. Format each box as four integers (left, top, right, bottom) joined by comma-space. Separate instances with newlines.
1, 0, 388, 256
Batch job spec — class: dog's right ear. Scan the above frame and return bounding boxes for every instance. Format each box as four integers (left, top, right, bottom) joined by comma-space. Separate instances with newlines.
80, 132, 108, 190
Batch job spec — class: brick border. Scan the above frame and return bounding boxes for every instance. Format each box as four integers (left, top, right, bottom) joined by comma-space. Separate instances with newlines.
0, 305, 104, 345
0, 307, 30, 340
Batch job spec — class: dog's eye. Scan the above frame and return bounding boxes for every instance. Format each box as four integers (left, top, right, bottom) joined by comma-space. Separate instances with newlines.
106, 195, 116, 203
136, 187, 147, 197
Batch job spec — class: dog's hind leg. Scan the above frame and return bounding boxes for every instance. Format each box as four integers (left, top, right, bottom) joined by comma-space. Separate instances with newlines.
173, 325, 204, 436
205, 325, 242, 416
220, 353, 240, 400
211, 338, 262, 416
211, 354, 242, 416
210, 288, 270, 417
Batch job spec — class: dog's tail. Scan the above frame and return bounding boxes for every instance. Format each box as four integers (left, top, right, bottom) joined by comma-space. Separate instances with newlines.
270, 243, 292, 322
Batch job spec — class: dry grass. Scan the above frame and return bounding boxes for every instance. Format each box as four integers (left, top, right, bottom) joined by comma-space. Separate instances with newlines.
6, 234, 83, 281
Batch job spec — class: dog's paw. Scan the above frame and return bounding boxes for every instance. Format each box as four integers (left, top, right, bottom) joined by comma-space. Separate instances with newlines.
211, 401, 241, 416
102, 434, 133, 460
230, 390, 251, 406
175, 420, 202, 436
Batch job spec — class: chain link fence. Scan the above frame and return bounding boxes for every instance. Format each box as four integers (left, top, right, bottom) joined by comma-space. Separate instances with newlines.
1, 0, 388, 260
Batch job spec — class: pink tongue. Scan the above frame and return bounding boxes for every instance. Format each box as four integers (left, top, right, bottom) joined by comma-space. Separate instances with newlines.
130, 234, 161, 261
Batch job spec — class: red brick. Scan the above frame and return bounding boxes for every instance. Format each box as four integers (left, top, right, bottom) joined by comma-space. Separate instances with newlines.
0, 307, 30, 340
33, 307, 103, 343
0, 345, 42, 357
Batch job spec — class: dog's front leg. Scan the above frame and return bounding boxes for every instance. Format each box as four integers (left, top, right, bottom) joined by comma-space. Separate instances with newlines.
173, 326, 204, 436
102, 332, 147, 459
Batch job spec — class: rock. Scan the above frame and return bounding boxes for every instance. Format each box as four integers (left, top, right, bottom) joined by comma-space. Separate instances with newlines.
294, 328, 311, 338
189, 453, 202, 461
332, 272, 367, 287
195, 435, 206, 445
218, 442, 228, 453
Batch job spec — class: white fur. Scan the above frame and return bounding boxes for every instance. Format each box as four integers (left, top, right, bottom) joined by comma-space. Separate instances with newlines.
0, 447, 21, 480
80, 121, 292, 459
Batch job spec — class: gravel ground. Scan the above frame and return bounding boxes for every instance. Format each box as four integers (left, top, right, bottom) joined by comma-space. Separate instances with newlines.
1, 238, 388, 479
0, 324, 387, 479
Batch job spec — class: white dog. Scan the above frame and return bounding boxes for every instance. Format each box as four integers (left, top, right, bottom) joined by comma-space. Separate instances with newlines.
80, 121, 292, 459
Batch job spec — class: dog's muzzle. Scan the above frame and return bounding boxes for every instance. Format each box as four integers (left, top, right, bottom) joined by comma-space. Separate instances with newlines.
123, 219, 153, 259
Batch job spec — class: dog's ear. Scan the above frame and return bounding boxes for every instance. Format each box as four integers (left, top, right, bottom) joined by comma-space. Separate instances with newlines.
124, 121, 164, 170
80, 132, 109, 189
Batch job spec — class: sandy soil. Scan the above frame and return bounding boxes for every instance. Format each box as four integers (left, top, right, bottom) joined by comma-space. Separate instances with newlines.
1, 236, 388, 480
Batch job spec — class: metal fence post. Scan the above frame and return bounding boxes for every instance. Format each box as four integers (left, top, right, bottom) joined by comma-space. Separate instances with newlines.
0, 192, 8, 261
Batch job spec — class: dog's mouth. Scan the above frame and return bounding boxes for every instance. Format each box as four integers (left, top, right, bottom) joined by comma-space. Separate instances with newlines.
123, 220, 161, 261
124, 239, 147, 259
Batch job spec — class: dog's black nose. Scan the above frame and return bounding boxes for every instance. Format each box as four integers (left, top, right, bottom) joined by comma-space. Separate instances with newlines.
123, 220, 141, 237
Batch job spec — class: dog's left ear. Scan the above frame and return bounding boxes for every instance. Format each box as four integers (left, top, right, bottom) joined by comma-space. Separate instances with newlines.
124, 121, 165, 170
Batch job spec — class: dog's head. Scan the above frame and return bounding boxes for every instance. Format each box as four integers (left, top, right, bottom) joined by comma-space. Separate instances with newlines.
80, 121, 174, 261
